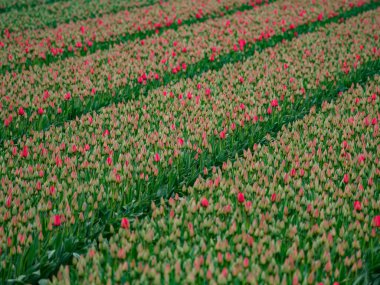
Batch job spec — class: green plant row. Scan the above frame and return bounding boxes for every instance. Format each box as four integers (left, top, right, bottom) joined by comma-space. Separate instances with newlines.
1, 0, 379, 147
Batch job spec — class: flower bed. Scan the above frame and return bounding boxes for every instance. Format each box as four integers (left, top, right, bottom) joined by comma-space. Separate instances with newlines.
0, 7, 379, 283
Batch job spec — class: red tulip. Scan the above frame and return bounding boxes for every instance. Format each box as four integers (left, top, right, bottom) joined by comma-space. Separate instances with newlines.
201, 197, 209, 208
374, 216, 380, 227
237, 192, 245, 203
37, 108, 44, 115
343, 174, 349, 184
4, 118, 10, 127
53, 215, 61, 226
107, 157, 113, 166
154, 153, 160, 162
121, 217, 130, 229
64, 92, 71, 100
354, 201, 362, 211
21, 146, 29, 158
18, 107, 25, 116
271, 193, 277, 202
5, 196, 11, 208
358, 154, 365, 164
271, 99, 279, 107
177, 138, 184, 146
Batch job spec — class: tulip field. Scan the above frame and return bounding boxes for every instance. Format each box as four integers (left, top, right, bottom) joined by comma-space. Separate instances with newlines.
0, 0, 379, 284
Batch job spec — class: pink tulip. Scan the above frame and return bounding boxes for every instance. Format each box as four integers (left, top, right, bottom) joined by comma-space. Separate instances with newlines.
18, 107, 25, 116
374, 216, 380, 227
237, 192, 245, 203
64, 92, 71, 100
343, 174, 349, 184
354, 201, 362, 211
201, 197, 209, 208
21, 146, 29, 158
53, 215, 61, 226
121, 217, 130, 229
271, 99, 279, 107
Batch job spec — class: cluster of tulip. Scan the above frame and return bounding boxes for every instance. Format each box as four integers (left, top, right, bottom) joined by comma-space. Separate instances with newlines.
1, 0, 163, 32
51, 75, 379, 285
0, 0, 373, 143
0, 0, 254, 66
0, 0, 47, 10
0, 7, 379, 282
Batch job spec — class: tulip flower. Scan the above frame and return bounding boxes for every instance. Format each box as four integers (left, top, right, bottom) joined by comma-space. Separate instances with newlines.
354, 201, 362, 211
237, 192, 245, 203
121, 218, 130, 229
201, 198, 209, 208
53, 215, 62, 226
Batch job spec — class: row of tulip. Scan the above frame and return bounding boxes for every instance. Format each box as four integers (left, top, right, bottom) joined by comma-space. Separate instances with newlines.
1, 0, 376, 143
0, 9, 379, 282
0, 0, 257, 68
51, 75, 380, 285
0, 0, 52, 12
0, 0, 158, 31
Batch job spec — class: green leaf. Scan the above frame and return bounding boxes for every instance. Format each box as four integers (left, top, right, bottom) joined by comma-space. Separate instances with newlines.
38, 279, 50, 285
